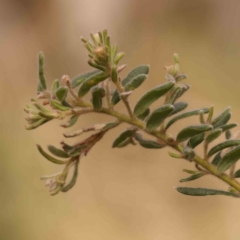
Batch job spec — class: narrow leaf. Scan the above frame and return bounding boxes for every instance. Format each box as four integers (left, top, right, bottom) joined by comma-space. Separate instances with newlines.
102, 122, 120, 131
187, 133, 205, 148
38, 52, 47, 91
169, 102, 188, 116
71, 70, 101, 88
92, 86, 106, 110
206, 129, 222, 144
176, 124, 213, 142
25, 118, 48, 130
112, 129, 136, 148
51, 79, 60, 96
146, 104, 174, 131
176, 187, 239, 197
208, 140, 240, 157
225, 130, 231, 140
37, 145, 67, 164
134, 81, 175, 116
47, 145, 70, 158
211, 107, 231, 125
175, 74, 187, 82
61, 160, 80, 192
217, 145, 240, 173
169, 152, 182, 158
180, 173, 205, 182
166, 86, 182, 104
213, 112, 231, 128
211, 152, 222, 166
51, 100, 71, 111
56, 87, 68, 102
116, 138, 133, 148
124, 74, 147, 92
78, 73, 108, 97
165, 108, 209, 130
220, 123, 238, 132
60, 115, 78, 128
111, 65, 149, 105
136, 108, 150, 120
134, 133, 164, 149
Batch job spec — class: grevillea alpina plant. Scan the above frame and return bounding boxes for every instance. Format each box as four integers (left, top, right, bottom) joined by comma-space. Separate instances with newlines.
25, 30, 240, 197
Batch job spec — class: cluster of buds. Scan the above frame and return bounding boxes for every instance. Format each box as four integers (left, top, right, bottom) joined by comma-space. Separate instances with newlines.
81, 30, 125, 74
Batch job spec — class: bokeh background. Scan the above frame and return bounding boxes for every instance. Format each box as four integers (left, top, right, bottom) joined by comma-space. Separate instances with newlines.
1, 0, 240, 239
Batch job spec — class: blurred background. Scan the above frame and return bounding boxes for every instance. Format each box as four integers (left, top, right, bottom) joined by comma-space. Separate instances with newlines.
1, 0, 240, 239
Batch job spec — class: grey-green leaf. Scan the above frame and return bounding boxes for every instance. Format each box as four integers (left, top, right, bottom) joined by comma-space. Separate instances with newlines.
211, 152, 222, 166
176, 187, 239, 197
78, 73, 108, 97
217, 145, 240, 173
112, 129, 135, 148
37, 145, 67, 164
220, 123, 238, 132
211, 107, 231, 125
165, 108, 209, 130
175, 74, 187, 82
61, 160, 79, 192
213, 112, 231, 128
92, 86, 106, 110
38, 52, 47, 91
166, 86, 182, 104
47, 145, 70, 158
60, 115, 78, 128
146, 104, 174, 131
134, 133, 164, 149
206, 129, 222, 144
56, 87, 68, 102
187, 133, 205, 149
169, 102, 188, 116
51, 79, 60, 96
124, 74, 147, 92
180, 173, 205, 182
111, 65, 149, 105
134, 81, 175, 116
51, 100, 71, 111
71, 70, 101, 89
136, 108, 150, 120
208, 140, 240, 157
176, 124, 213, 142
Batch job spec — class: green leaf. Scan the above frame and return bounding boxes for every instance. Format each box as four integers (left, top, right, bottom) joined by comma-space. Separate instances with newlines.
124, 74, 147, 92
112, 129, 136, 148
111, 65, 149, 105
175, 84, 190, 99
180, 173, 205, 182
133, 81, 175, 116
211, 107, 231, 125
56, 87, 68, 102
47, 145, 70, 158
136, 108, 150, 120
71, 70, 101, 88
220, 123, 238, 132
176, 124, 213, 142
166, 86, 182, 104
116, 138, 133, 148
134, 133, 164, 149
175, 74, 187, 82
213, 112, 231, 128
211, 152, 222, 166
146, 104, 174, 131
51, 100, 71, 111
25, 118, 49, 130
37, 145, 67, 164
165, 108, 209, 130
51, 79, 60, 96
102, 122, 120, 131
169, 102, 188, 116
176, 187, 239, 197
78, 73, 108, 97
61, 160, 80, 192
60, 115, 78, 128
225, 130, 232, 140
234, 169, 240, 178
38, 52, 47, 91
169, 152, 182, 158
187, 133, 205, 148
217, 146, 240, 173
206, 129, 222, 144
208, 140, 240, 157
92, 86, 106, 110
